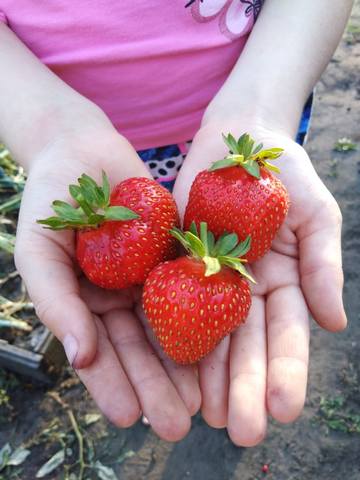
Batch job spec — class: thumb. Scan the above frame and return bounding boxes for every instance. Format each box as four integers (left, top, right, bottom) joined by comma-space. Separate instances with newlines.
173, 128, 227, 220
15, 233, 98, 369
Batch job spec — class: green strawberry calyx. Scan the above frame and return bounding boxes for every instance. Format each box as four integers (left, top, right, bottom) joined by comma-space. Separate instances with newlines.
209, 132, 284, 179
170, 222, 256, 283
37, 171, 139, 230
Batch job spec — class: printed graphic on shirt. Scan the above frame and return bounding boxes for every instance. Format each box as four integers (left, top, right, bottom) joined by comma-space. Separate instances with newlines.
185, 0, 264, 39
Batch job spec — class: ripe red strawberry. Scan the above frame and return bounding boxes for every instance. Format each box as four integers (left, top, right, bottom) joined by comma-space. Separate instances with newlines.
184, 133, 289, 263
143, 222, 254, 364
38, 173, 179, 289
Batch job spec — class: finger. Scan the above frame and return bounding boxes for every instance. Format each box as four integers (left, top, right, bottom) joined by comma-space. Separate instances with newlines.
135, 305, 201, 417
172, 127, 227, 218
266, 285, 309, 423
299, 206, 346, 332
228, 296, 267, 446
79, 277, 138, 314
251, 250, 300, 297
198, 336, 230, 428
15, 233, 97, 369
103, 309, 191, 442
159, 359, 201, 417
93, 135, 154, 182
76, 315, 141, 427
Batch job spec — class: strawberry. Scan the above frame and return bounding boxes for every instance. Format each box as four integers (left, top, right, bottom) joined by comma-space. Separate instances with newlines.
143, 222, 254, 364
184, 133, 289, 263
38, 173, 179, 289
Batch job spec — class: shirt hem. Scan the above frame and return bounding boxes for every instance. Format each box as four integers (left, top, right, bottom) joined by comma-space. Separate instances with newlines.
118, 111, 203, 150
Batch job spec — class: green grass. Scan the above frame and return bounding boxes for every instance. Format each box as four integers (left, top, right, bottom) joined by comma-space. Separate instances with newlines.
345, 21, 360, 43
333, 137, 357, 153
317, 395, 360, 434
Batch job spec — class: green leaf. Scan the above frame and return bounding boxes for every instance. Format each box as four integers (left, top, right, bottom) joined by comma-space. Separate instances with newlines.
95, 186, 106, 207
215, 233, 239, 256
170, 228, 191, 251
243, 136, 254, 159
91, 182, 105, 207
78, 173, 106, 208
189, 221, 198, 236
269, 147, 284, 155
38, 170, 141, 230
243, 161, 260, 179
79, 174, 102, 207
327, 419, 348, 432
88, 213, 106, 225
211, 231, 230, 256
104, 206, 139, 221
94, 461, 118, 480
222, 133, 239, 154
74, 194, 94, 217
227, 235, 251, 258
207, 231, 215, 253
0, 443, 11, 470
0, 192, 22, 213
203, 256, 221, 277
184, 231, 206, 257
36, 216, 75, 230
252, 142, 263, 155
102, 171, 111, 205
36, 449, 65, 478
69, 184, 83, 203
236, 133, 248, 153
220, 257, 256, 283
199, 222, 208, 255
7, 447, 31, 467
208, 158, 239, 172
262, 161, 281, 174
52, 201, 86, 223
170, 225, 252, 279
256, 148, 284, 160
0, 232, 15, 255
333, 137, 357, 152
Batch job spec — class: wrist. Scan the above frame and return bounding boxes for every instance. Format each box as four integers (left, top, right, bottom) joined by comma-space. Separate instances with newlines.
202, 80, 308, 140
22, 100, 116, 171
26, 115, 148, 184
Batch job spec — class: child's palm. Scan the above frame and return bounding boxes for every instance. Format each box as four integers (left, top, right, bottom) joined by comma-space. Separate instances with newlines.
173, 126, 346, 446
15, 135, 200, 441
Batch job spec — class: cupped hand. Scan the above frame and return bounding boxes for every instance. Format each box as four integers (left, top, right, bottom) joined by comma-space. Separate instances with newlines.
15, 128, 201, 441
173, 121, 347, 446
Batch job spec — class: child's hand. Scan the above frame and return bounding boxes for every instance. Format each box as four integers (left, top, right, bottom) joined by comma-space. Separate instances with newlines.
15, 130, 200, 441
173, 121, 346, 446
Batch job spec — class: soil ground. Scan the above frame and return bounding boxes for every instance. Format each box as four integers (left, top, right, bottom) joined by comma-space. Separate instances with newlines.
1, 3, 360, 479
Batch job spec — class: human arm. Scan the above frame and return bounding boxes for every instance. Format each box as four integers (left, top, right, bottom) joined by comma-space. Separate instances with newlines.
173, 0, 353, 446
0, 24, 200, 441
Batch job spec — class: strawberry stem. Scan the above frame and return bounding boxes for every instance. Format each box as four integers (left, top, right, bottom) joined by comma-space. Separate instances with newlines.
37, 171, 139, 230
209, 132, 284, 179
170, 222, 256, 283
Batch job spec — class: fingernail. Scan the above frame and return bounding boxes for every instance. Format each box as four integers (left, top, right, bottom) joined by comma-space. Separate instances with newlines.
63, 334, 78, 367
141, 415, 150, 426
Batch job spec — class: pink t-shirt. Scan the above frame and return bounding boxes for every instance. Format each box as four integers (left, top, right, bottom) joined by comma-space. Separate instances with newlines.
0, 1, 262, 149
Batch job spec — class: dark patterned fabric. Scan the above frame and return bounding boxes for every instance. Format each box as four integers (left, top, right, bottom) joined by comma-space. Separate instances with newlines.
296, 93, 313, 145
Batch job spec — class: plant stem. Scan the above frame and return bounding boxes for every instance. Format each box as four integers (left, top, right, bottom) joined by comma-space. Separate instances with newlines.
48, 391, 86, 480
67, 409, 85, 480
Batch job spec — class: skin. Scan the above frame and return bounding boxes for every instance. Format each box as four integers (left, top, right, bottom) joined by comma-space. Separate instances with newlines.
14, 132, 200, 442
0, 0, 353, 445
174, 127, 345, 445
